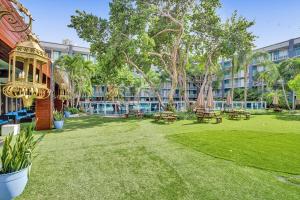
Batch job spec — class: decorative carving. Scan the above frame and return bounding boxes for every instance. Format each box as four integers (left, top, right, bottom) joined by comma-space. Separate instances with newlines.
0, 0, 32, 33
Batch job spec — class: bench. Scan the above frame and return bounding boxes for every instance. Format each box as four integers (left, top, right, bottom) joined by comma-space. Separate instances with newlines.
0, 115, 10, 127
5, 109, 36, 123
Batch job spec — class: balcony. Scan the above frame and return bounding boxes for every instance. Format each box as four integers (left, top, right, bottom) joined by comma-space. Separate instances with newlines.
272, 55, 288, 61
294, 48, 300, 57
93, 92, 105, 97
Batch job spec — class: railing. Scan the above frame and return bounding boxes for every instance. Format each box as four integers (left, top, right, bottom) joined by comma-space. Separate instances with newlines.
293, 49, 300, 57
80, 100, 267, 115
272, 55, 288, 61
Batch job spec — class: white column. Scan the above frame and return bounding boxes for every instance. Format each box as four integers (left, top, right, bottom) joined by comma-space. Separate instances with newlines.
5, 96, 8, 113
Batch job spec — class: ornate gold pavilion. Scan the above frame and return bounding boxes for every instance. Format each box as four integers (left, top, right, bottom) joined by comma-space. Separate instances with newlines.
3, 33, 51, 106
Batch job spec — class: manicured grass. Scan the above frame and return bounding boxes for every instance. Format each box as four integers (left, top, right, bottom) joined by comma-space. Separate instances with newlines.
16, 114, 300, 200
169, 130, 300, 174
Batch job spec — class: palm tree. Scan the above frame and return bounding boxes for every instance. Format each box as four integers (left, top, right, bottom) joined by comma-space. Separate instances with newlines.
55, 54, 95, 107
235, 50, 270, 107
257, 60, 292, 110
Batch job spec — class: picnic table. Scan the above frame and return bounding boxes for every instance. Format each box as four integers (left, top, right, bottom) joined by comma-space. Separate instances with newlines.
127, 110, 144, 119
154, 111, 177, 123
273, 107, 282, 112
195, 109, 222, 123
227, 110, 250, 120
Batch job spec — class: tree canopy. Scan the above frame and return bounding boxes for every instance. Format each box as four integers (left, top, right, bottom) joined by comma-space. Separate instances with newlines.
69, 0, 255, 109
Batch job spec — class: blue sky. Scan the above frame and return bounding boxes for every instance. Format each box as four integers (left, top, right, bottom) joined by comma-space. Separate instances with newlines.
19, 0, 300, 48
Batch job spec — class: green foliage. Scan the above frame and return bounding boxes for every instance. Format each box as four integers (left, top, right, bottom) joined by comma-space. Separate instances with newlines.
53, 110, 64, 121
176, 111, 196, 120
67, 107, 80, 115
288, 74, 300, 97
55, 54, 95, 98
233, 88, 261, 101
165, 103, 176, 112
265, 91, 292, 109
1, 125, 37, 174
69, 0, 256, 106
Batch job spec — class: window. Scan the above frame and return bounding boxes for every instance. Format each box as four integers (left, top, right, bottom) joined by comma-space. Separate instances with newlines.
90, 56, 96, 63
53, 51, 61, 61
82, 54, 88, 61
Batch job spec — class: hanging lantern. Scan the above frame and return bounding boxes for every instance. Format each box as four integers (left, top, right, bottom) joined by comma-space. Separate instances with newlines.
3, 33, 50, 107
22, 95, 34, 108
57, 83, 70, 101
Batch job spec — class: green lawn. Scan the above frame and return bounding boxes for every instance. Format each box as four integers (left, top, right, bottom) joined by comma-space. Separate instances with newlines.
16, 114, 300, 200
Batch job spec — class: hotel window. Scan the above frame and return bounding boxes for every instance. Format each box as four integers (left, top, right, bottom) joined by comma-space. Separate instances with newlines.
53, 51, 61, 61
90, 55, 96, 63
82, 54, 88, 61
272, 50, 279, 60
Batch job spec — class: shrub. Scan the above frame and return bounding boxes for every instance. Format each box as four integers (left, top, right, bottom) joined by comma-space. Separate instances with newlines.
176, 111, 196, 120
69, 107, 80, 114
0, 125, 37, 174
53, 110, 64, 121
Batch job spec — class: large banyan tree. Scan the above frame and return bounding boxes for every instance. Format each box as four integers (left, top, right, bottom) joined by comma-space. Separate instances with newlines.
69, 0, 255, 109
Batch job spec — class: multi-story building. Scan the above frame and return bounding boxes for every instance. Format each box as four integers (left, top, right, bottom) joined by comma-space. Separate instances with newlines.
41, 40, 198, 102
41, 37, 300, 103
216, 37, 300, 98
40, 40, 96, 63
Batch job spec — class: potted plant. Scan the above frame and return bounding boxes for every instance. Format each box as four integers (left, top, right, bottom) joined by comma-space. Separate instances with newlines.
69, 107, 80, 118
64, 107, 71, 118
53, 110, 64, 129
0, 126, 37, 200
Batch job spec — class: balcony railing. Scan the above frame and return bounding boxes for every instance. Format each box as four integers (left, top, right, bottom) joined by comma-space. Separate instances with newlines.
272, 55, 288, 61
294, 49, 300, 57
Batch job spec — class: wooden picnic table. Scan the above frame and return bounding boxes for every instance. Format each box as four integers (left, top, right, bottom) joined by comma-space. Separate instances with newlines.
127, 110, 144, 119
196, 109, 222, 123
154, 111, 177, 123
227, 110, 250, 120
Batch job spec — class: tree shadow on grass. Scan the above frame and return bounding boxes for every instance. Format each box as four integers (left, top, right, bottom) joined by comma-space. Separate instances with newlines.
275, 113, 300, 121
273, 113, 300, 121
150, 120, 172, 125
60, 115, 142, 132
183, 121, 203, 126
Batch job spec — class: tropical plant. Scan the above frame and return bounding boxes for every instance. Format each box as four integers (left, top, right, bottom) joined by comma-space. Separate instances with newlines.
0, 125, 37, 174
69, 0, 254, 110
53, 110, 64, 121
223, 11, 256, 108
288, 74, 300, 99
257, 58, 300, 110
67, 107, 80, 114
235, 51, 270, 107
55, 54, 95, 107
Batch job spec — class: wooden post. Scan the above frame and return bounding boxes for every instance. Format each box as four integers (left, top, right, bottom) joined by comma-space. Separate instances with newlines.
12, 55, 16, 82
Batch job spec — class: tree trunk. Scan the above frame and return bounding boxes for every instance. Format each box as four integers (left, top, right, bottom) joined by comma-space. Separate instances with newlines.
196, 66, 209, 106
230, 59, 235, 109
76, 92, 81, 107
281, 80, 291, 110
182, 69, 189, 109
168, 71, 178, 107
243, 66, 248, 108
261, 80, 264, 101
124, 53, 165, 109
